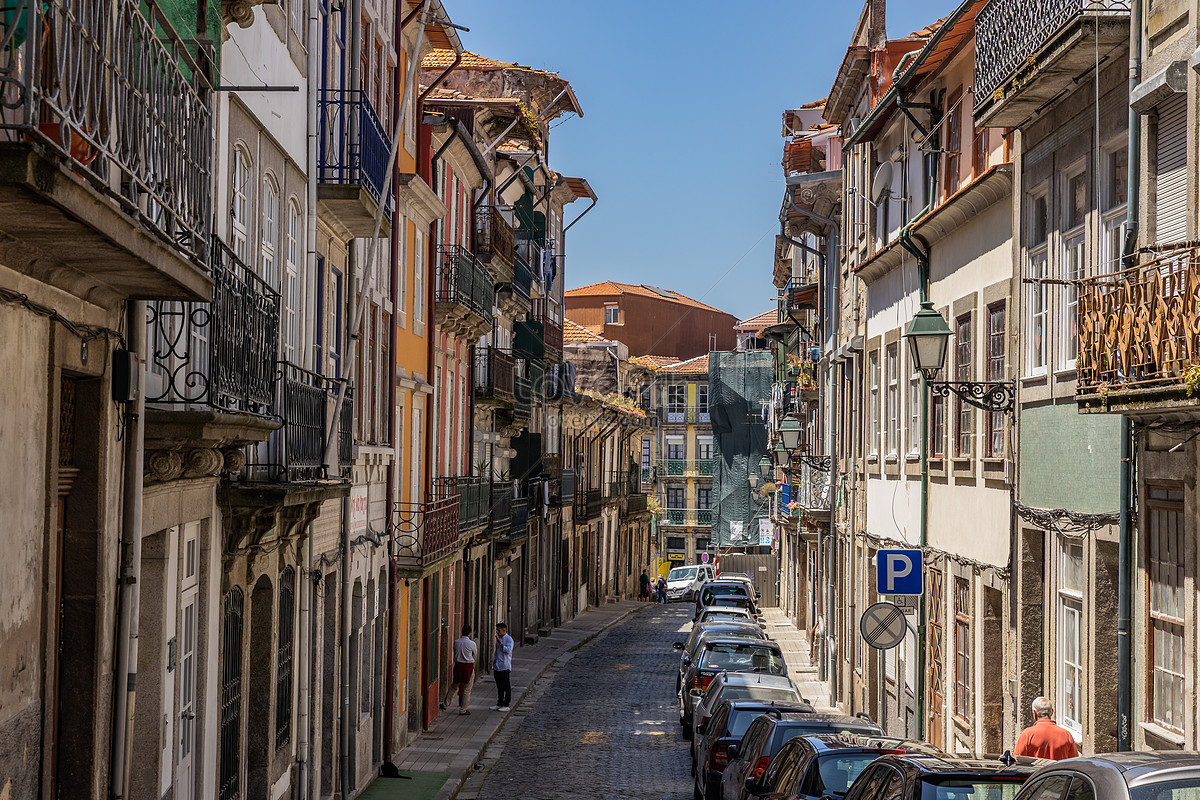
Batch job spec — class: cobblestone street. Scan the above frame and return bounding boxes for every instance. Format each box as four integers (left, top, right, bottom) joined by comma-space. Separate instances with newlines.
464, 603, 694, 800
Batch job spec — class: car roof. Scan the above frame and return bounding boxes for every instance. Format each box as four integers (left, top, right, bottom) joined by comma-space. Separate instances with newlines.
701, 607, 751, 615
714, 671, 796, 689
877, 753, 1047, 777
800, 733, 942, 755
701, 636, 780, 648
1031, 752, 1200, 788
719, 699, 814, 714
703, 579, 751, 588
694, 624, 764, 640
768, 714, 882, 730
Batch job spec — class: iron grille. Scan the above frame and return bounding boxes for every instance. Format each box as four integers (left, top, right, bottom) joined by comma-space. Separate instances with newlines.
474, 204, 514, 265
219, 587, 244, 800
316, 90, 390, 206
434, 476, 489, 531
275, 568, 294, 751
435, 245, 494, 319
472, 346, 515, 401
392, 499, 459, 566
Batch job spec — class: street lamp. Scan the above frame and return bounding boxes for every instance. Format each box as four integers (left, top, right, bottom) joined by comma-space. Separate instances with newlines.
758, 455, 773, 480
779, 414, 803, 451
903, 303, 953, 379
773, 441, 791, 468
748, 471, 759, 490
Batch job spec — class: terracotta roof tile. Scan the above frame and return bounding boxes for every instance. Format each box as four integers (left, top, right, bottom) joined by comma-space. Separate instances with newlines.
565, 282, 732, 316
422, 50, 521, 71
563, 318, 609, 344
630, 354, 681, 371
735, 310, 778, 331
659, 354, 710, 375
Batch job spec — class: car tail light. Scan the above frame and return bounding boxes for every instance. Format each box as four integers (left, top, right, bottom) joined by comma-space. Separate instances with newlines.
865, 748, 907, 755
692, 675, 713, 690
751, 756, 769, 781
711, 743, 729, 770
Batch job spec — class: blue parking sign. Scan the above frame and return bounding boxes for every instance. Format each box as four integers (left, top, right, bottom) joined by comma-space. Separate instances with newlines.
876, 549, 922, 595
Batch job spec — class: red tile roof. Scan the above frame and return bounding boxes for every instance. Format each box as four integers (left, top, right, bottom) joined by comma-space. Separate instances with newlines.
630, 354, 681, 371
565, 282, 731, 316
659, 354, 710, 375
735, 310, 778, 331
563, 318, 608, 344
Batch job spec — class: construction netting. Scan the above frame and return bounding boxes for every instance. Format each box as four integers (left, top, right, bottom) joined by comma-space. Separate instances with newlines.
709, 350, 773, 548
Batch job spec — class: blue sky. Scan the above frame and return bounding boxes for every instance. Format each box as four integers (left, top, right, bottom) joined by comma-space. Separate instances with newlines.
446, 0, 955, 321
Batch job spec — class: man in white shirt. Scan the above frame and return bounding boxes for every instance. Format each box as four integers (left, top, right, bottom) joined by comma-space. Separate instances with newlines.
492, 622, 514, 711
439, 625, 478, 715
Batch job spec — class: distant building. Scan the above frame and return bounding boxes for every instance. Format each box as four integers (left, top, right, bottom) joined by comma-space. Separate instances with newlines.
565, 281, 737, 361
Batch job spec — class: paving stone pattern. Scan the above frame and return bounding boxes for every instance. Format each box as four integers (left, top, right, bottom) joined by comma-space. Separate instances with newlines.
463, 604, 696, 800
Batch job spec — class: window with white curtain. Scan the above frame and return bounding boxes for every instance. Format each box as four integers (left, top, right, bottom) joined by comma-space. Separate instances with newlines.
231, 146, 252, 260
886, 344, 898, 457
260, 175, 280, 288
869, 351, 880, 457
1057, 538, 1084, 738
414, 233, 425, 325
284, 199, 302, 364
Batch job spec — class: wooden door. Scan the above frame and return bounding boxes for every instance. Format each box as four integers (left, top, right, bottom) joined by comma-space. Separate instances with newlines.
927, 567, 945, 749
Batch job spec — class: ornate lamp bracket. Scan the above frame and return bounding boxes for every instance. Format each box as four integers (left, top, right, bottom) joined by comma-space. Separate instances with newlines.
928, 380, 1016, 414
795, 455, 832, 472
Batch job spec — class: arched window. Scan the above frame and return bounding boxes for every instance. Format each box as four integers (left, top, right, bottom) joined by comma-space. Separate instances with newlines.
260, 174, 280, 288
219, 587, 245, 800
275, 567, 295, 751
230, 146, 252, 261
284, 200, 303, 363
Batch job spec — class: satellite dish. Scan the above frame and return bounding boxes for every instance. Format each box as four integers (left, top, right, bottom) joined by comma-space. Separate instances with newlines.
870, 161, 894, 205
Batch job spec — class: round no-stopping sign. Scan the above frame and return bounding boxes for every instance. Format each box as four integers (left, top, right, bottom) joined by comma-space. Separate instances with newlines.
860, 602, 907, 650
700, 552, 709, 564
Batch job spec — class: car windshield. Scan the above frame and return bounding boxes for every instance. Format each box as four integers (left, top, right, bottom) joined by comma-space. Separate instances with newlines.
809, 754, 881, 796
919, 778, 1025, 800
712, 597, 753, 610
1130, 780, 1200, 800
701, 586, 747, 603
718, 685, 798, 704
699, 644, 784, 674
670, 567, 698, 581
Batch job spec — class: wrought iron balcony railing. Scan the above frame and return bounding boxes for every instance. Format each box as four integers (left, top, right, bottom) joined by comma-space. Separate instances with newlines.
627, 494, 648, 514
147, 236, 280, 413
489, 484, 512, 534
664, 508, 688, 526
975, 0, 1130, 106
660, 459, 715, 477
781, 462, 833, 513
585, 488, 603, 519
561, 468, 577, 504
515, 234, 543, 290
665, 407, 687, 424
641, 466, 655, 484
514, 371, 532, 420
244, 364, 350, 483
317, 90, 390, 206
531, 299, 563, 360
511, 247, 534, 302
473, 345, 515, 402
1077, 247, 1200, 399
393, 498, 460, 568
510, 500, 529, 537
435, 244, 494, 320
474, 205, 514, 266
697, 509, 713, 526
0, 0, 215, 268
434, 475, 490, 531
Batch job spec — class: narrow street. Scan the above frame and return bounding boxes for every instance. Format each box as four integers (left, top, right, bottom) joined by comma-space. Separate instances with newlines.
467, 604, 693, 800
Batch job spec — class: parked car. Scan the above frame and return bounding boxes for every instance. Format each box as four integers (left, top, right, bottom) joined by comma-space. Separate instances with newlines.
668, 564, 718, 602
693, 701, 814, 800
697, 606, 758, 626
1011, 752, 1200, 800
705, 596, 760, 620
695, 581, 757, 621
720, 573, 762, 602
679, 638, 789, 730
674, 622, 768, 693
720, 714, 883, 800
749, 733, 941, 800
839, 753, 1046, 800
688, 672, 803, 740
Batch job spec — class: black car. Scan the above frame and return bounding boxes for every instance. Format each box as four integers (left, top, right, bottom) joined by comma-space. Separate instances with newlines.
694, 581, 757, 620
841, 753, 1046, 800
674, 622, 768, 693
1012, 752, 1200, 800
750, 734, 941, 800
693, 701, 813, 800
720, 714, 883, 800
679, 638, 788, 733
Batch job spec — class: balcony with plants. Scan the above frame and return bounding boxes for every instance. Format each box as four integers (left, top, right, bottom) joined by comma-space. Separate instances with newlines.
317, 89, 392, 237
0, 0, 215, 301
973, 0, 1130, 127
434, 244, 495, 339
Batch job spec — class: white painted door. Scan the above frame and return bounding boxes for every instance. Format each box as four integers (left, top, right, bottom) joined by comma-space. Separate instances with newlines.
176, 522, 199, 800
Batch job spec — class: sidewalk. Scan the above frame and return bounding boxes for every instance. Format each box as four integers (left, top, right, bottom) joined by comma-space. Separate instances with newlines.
361, 600, 647, 800
759, 607, 837, 713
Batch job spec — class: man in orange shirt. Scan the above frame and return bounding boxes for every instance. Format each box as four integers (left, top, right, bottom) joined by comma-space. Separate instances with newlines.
1014, 697, 1079, 760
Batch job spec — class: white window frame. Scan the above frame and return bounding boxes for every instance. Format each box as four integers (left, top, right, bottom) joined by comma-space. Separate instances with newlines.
604, 304, 619, 325
414, 232, 425, 326
260, 174, 280, 288
886, 344, 898, 457
868, 350, 880, 458
1026, 249, 1049, 377
1060, 233, 1084, 369
231, 145, 252, 261
284, 198, 303, 365
1057, 538, 1084, 739
907, 355, 920, 457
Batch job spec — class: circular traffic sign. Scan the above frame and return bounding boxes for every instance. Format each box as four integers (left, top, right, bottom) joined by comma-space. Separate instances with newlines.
860, 602, 907, 650
700, 552, 710, 564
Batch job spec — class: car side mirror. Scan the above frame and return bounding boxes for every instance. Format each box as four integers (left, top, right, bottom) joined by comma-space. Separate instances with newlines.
672, 641, 684, 650
726, 743, 739, 759
697, 722, 707, 735
681, 656, 691, 666
690, 688, 703, 697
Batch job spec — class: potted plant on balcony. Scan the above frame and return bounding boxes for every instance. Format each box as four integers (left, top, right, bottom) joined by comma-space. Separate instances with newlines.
786, 500, 801, 519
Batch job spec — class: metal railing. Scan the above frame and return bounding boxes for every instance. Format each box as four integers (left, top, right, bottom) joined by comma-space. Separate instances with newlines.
515, 233, 543, 293
393, 498, 460, 567
435, 244, 495, 319
975, 0, 1130, 104
510, 500, 529, 536
338, 390, 354, 476
317, 90, 390, 206
561, 468, 577, 504
627, 494, 648, 513
665, 407, 687, 424
511, 248, 534, 301
660, 459, 715, 477
532, 299, 563, 360
0, 0, 215, 268
474, 205, 513, 266
489, 484, 512, 534
473, 345, 515, 401
1077, 247, 1200, 395
147, 236, 280, 414
786, 462, 833, 512
585, 488, 603, 519
434, 475, 490, 531
244, 363, 346, 483
697, 509, 713, 526
664, 508, 688, 526
514, 369, 532, 420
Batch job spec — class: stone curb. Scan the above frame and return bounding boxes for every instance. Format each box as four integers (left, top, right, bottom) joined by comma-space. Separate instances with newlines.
430, 603, 648, 800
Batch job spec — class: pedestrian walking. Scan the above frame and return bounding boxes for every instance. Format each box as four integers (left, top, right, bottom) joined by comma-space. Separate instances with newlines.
1014, 697, 1079, 760
639, 569, 651, 601
656, 575, 667, 603
439, 624, 477, 715
492, 621, 514, 711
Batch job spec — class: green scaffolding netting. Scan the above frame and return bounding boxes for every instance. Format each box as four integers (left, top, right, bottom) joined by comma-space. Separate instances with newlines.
708, 351, 773, 548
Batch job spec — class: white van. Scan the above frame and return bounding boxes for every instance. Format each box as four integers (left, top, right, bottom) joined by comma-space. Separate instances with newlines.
665, 563, 717, 603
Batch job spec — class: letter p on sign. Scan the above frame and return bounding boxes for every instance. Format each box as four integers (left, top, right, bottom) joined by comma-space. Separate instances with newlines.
877, 549, 922, 596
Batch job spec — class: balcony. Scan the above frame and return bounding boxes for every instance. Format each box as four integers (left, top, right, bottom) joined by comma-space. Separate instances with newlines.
393, 498, 460, 573
434, 476, 490, 531
474, 205, 514, 269
489, 485, 512, 535
243, 364, 352, 483
666, 407, 687, 424
660, 459, 715, 478
0, 0, 215, 301
586, 489, 603, 519
473, 346, 515, 404
664, 508, 688, 526
684, 407, 712, 424
627, 494, 648, 514
974, 0, 1130, 127
435, 245, 495, 338
514, 365, 532, 421
697, 509, 713, 526
532, 299, 563, 362
561, 469, 577, 505
1077, 247, 1200, 414
508, 249, 535, 307
641, 466, 655, 486
510, 500, 529, 538
782, 463, 833, 514
317, 90, 391, 237
515, 234, 543, 295
546, 362, 579, 402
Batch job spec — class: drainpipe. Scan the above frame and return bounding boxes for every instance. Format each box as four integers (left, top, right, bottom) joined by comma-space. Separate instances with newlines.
1118, 0, 1142, 753
109, 300, 146, 799
299, 521, 314, 800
